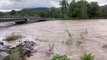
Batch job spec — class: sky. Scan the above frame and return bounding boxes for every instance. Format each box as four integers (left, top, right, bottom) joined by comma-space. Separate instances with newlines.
0, 0, 107, 12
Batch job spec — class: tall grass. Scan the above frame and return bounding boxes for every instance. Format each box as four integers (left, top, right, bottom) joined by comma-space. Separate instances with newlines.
51, 54, 70, 60
5, 34, 23, 41
102, 44, 107, 48
76, 30, 88, 46
65, 30, 73, 45
81, 53, 94, 60
9, 45, 26, 60
65, 30, 88, 46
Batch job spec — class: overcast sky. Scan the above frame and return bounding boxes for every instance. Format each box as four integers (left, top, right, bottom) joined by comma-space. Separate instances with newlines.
0, 0, 107, 12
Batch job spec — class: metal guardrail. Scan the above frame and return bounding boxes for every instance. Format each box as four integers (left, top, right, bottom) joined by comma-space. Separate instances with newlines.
0, 16, 47, 23
0, 18, 25, 22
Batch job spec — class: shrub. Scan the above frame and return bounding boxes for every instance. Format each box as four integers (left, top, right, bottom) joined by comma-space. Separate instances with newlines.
18, 45, 25, 58
77, 30, 88, 46
65, 30, 73, 45
51, 54, 70, 60
76, 40, 83, 46
81, 53, 94, 60
9, 53, 21, 60
5, 34, 23, 41
9, 45, 26, 60
102, 44, 107, 48
79, 30, 88, 40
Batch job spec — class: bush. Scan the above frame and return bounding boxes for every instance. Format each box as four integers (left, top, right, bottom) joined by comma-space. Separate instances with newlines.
51, 54, 70, 60
65, 30, 73, 45
102, 44, 107, 48
9, 53, 21, 60
81, 53, 94, 60
18, 45, 25, 58
9, 45, 26, 60
5, 34, 23, 41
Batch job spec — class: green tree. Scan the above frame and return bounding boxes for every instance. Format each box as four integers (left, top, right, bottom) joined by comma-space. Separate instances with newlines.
88, 2, 100, 18
100, 5, 107, 18
77, 0, 89, 18
69, 0, 89, 18
0, 12, 4, 17
60, 0, 69, 14
68, 0, 76, 18
10, 10, 16, 15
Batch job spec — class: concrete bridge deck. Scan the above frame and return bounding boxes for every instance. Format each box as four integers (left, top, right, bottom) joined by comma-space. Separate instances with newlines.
0, 16, 46, 24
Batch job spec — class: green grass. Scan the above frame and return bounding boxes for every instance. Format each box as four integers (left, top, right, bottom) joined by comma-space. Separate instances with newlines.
5, 34, 23, 41
9, 49, 21, 60
81, 53, 94, 60
9, 45, 26, 60
18, 45, 25, 58
51, 54, 70, 60
9, 52, 21, 60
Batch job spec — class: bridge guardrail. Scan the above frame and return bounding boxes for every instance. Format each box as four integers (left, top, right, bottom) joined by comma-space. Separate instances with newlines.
0, 16, 48, 23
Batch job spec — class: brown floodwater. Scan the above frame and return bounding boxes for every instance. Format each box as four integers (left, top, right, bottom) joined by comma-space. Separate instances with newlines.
0, 19, 107, 60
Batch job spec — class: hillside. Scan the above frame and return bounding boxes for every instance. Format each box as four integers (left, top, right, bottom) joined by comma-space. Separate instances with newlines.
23, 7, 50, 11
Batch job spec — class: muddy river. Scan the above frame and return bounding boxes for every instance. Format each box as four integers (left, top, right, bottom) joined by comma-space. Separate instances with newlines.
0, 19, 107, 60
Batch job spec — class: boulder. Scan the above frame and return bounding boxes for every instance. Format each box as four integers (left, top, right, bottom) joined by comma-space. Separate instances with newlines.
0, 52, 9, 60
0, 41, 4, 45
21, 41, 37, 57
0, 41, 9, 60
0, 43, 9, 52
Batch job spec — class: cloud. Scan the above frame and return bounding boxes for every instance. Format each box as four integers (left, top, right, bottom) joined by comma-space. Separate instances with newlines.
0, 0, 107, 12
50, 1, 60, 8
0, 9, 21, 12
87, 0, 107, 6
0, 0, 53, 9
98, 0, 107, 6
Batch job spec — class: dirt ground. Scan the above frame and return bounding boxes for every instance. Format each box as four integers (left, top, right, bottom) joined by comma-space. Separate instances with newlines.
0, 19, 107, 60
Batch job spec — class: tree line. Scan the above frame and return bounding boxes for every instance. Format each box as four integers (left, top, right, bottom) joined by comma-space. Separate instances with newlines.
0, 0, 107, 19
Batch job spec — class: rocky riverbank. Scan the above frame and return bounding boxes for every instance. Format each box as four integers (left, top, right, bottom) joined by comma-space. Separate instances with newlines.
0, 41, 37, 60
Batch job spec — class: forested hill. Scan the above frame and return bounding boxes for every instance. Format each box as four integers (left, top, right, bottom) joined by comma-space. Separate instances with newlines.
0, 0, 107, 19
23, 7, 50, 11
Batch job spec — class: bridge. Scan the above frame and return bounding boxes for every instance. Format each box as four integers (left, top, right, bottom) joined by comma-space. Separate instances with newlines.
0, 16, 46, 24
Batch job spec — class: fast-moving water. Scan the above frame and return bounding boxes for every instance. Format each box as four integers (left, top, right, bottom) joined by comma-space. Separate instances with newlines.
0, 19, 107, 60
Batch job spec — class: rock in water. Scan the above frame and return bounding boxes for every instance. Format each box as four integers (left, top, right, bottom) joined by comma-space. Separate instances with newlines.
0, 41, 4, 45
0, 41, 9, 60
0, 44, 9, 52
0, 52, 9, 60
22, 41, 37, 57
